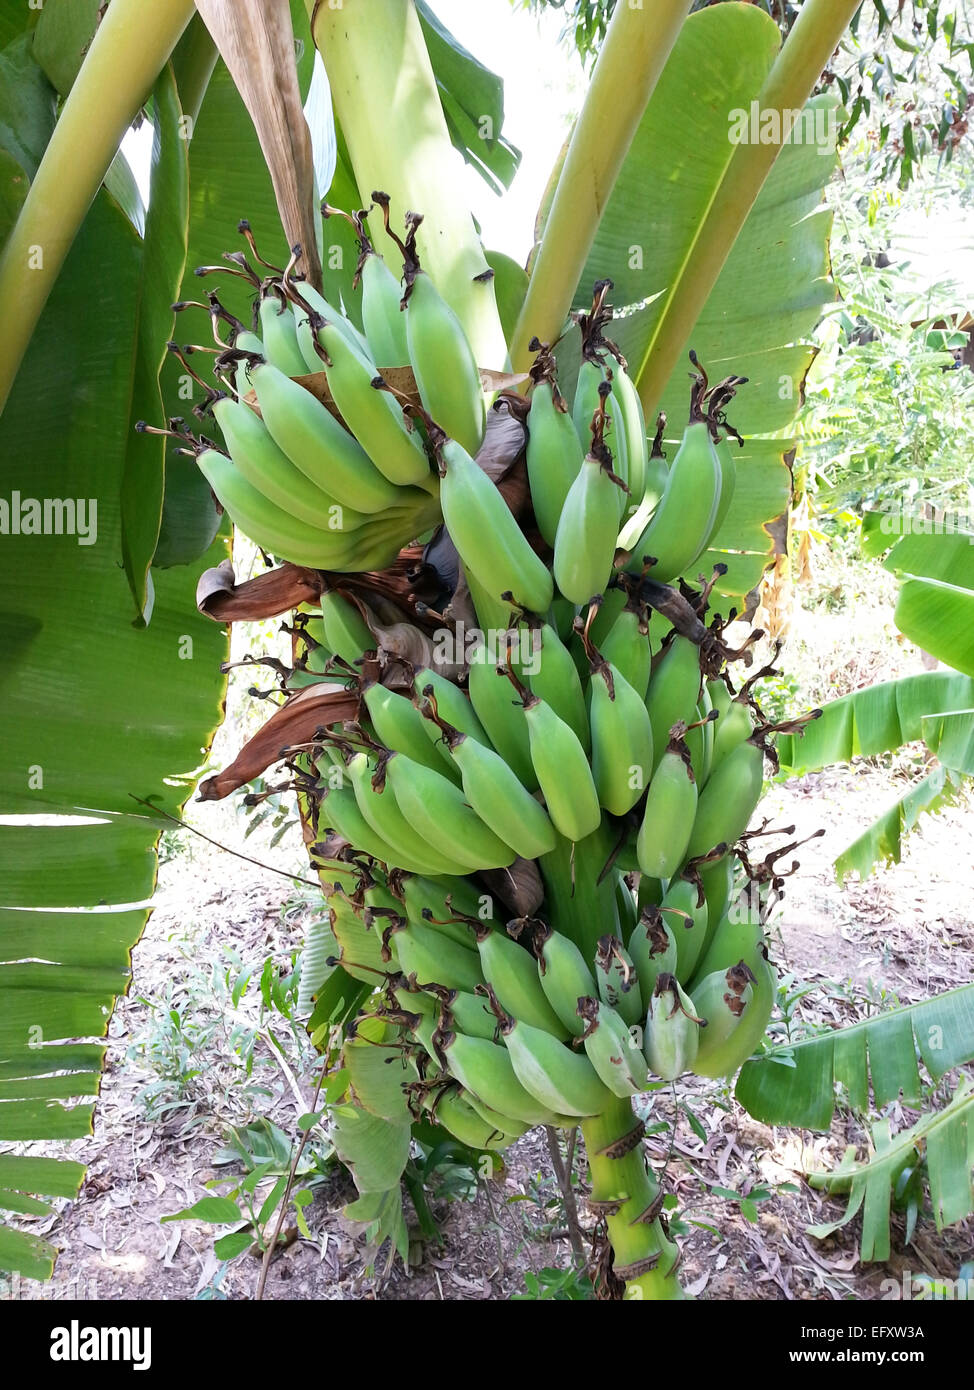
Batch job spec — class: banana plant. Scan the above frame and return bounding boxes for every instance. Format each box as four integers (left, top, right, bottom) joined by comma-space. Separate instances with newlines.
10, 0, 972, 1304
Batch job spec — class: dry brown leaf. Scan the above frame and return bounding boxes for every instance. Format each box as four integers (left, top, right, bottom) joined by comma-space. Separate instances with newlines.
198, 683, 357, 800
197, 559, 323, 622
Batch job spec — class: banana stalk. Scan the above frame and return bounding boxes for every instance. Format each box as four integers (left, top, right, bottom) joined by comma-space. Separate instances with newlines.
633, 0, 863, 413
308, 0, 506, 370
510, 0, 693, 374
581, 1097, 684, 1300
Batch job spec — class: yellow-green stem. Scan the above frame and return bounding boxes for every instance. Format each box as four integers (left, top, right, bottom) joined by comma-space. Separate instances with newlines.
308, 0, 506, 371
0, 0, 196, 413
581, 1097, 684, 1300
509, 0, 693, 376
634, 0, 861, 414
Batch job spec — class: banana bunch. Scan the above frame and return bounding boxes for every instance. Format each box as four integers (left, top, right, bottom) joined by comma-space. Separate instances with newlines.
154, 200, 504, 574
204, 232, 830, 1280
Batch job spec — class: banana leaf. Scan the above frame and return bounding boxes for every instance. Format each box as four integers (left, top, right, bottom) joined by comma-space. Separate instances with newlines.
833, 765, 965, 884
736, 983, 974, 1132
776, 670, 974, 878
806, 1084, 974, 1261
777, 671, 974, 772
0, 189, 226, 1278
415, 0, 520, 194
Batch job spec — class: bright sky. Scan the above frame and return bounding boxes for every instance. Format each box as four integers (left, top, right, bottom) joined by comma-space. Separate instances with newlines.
124, 1, 583, 266
427, 0, 585, 262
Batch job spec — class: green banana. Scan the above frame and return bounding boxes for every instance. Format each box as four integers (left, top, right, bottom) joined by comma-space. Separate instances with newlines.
232, 328, 265, 397
684, 736, 765, 861
331, 899, 388, 984
607, 356, 648, 508
587, 583, 626, 648
412, 666, 492, 772
258, 292, 309, 377
384, 751, 517, 872
712, 690, 755, 767
471, 922, 568, 1037
697, 854, 736, 955
354, 207, 409, 366
685, 688, 715, 787
363, 680, 458, 780
577, 996, 648, 1098
437, 435, 553, 614
622, 383, 722, 582
289, 280, 372, 370
595, 934, 643, 1027
708, 430, 738, 545
689, 885, 768, 985
643, 973, 702, 1080
195, 447, 361, 569
399, 213, 485, 455
319, 591, 375, 666
429, 1087, 517, 1150
585, 635, 654, 816
689, 961, 756, 1078
599, 588, 652, 698
386, 917, 485, 993
210, 393, 358, 530
553, 386, 626, 604
661, 875, 708, 984
499, 1010, 615, 1118
467, 653, 537, 790
399, 874, 493, 934
571, 356, 606, 453
615, 875, 638, 944
462, 1093, 532, 1141
396, 981, 497, 1040
548, 595, 579, 644
315, 315, 432, 487
645, 635, 703, 774
347, 751, 467, 876
628, 905, 678, 1011
318, 784, 403, 868
433, 1023, 556, 1127
524, 621, 590, 752
519, 679, 602, 842
422, 705, 556, 861
525, 368, 584, 547
250, 359, 404, 514
641, 413, 670, 516
535, 921, 598, 1038
636, 729, 697, 880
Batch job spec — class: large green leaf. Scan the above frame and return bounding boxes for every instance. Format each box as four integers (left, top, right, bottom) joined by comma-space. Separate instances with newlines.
121, 64, 190, 620
0, 190, 226, 1277
330, 1103, 412, 1195
923, 709, 974, 777
777, 671, 974, 772
833, 765, 964, 883
895, 577, 974, 678
736, 983, 974, 1132
806, 1085, 974, 1261
776, 671, 974, 880
0, 34, 57, 180
415, 0, 520, 195
31, 0, 101, 98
